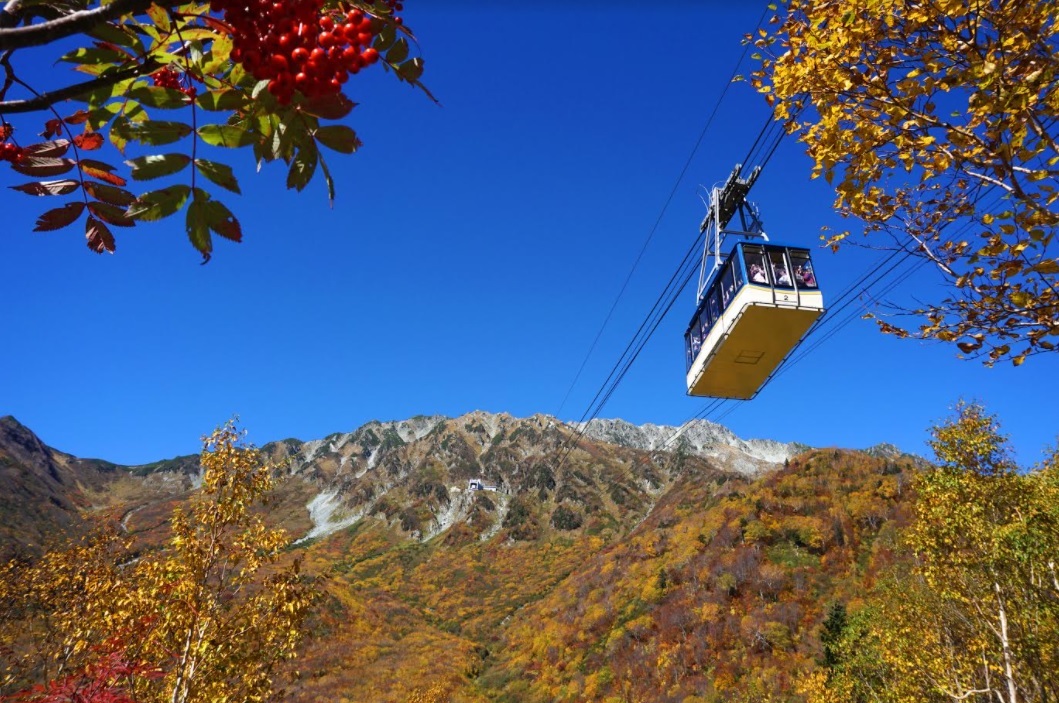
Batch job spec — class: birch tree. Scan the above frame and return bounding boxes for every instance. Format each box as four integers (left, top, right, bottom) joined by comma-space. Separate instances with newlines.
0, 421, 318, 703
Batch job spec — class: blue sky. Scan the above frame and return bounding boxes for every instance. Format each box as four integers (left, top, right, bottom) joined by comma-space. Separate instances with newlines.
1, 3, 1052, 466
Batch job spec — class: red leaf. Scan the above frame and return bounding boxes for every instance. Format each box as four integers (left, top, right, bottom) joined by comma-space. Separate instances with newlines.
79, 159, 127, 186
64, 110, 90, 125
198, 14, 233, 34
74, 132, 105, 150
10, 179, 80, 196
34, 202, 86, 231
85, 216, 116, 253
38, 119, 61, 139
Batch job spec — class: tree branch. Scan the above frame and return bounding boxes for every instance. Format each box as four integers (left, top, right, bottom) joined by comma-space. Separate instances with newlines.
0, 0, 159, 51
0, 59, 159, 113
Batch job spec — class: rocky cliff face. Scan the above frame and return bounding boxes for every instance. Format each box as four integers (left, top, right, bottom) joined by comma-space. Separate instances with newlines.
271, 411, 803, 545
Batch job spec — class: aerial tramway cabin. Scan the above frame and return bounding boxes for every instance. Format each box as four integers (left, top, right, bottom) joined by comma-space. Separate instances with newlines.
684, 165, 824, 400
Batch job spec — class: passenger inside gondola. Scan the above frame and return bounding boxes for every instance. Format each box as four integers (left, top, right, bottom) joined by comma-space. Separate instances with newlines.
749, 263, 767, 283
789, 250, 818, 289
798, 264, 815, 287
773, 264, 791, 286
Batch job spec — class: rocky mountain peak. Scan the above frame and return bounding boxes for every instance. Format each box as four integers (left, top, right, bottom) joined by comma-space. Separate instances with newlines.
574, 417, 803, 470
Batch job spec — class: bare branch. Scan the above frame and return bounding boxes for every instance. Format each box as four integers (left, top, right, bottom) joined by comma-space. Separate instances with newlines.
0, 0, 160, 52
0, 59, 159, 113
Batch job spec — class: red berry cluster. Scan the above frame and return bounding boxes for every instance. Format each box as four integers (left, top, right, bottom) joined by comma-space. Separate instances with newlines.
1, 142, 24, 163
209, 0, 388, 105
151, 67, 198, 100
382, 0, 403, 23
0, 125, 23, 164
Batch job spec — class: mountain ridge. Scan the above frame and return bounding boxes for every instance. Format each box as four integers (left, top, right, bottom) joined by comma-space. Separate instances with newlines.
0, 412, 924, 702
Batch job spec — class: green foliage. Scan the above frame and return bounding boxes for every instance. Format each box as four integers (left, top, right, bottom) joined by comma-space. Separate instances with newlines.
550, 504, 583, 531
0, 0, 430, 260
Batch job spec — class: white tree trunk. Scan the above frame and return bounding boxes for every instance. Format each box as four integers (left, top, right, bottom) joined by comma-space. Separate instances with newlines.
995, 581, 1018, 703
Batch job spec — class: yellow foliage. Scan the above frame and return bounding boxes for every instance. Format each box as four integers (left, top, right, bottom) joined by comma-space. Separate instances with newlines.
755, 1, 1059, 365
815, 404, 1059, 702
0, 421, 318, 703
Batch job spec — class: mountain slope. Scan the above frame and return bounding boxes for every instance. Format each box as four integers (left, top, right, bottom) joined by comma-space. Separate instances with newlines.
0, 416, 123, 558
0, 413, 921, 702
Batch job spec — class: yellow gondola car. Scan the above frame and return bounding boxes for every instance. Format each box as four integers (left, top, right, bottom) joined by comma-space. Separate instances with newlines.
685, 242, 823, 399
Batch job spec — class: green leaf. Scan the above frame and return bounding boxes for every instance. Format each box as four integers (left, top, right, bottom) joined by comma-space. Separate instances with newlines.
185, 189, 241, 261
117, 120, 194, 147
86, 21, 144, 54
10, 179, 80, 196
196, 89, 248, 112
186, 189, 214, 262
286, 144, 318, 192
84, 103, 125, 131
202, 196, 241, 242
197, 124, 256, 148
126, 184, 191, 221
85, 216, 116, 253
127, 86, 189, 110
386, 37, 409, 65
194, 159, 241, 194
314, 125, 360, 154
374, 23, 397, 52
34, 202, 86, 232
145, 3, 171, 33
251, 79, 271, 101
126, 153, 192, 181
318, 151, 335, 206
60, 47, 128, 66
396, 56, 424, 83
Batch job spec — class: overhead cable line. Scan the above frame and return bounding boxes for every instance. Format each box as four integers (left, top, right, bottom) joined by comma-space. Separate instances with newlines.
740, 189, 1010, 411
551, 3, 780, 473
553, 2, 772, 420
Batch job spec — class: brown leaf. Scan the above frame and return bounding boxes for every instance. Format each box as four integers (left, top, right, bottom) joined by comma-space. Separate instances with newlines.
83, 181, 135, 206
12, 156, 76, 177
85, 216, 116, 253
88, 201, 135, 228
34, 202, 86, 232
10, 179, 80, 196
301, 93, 356, 120
21, 140, 71, 158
